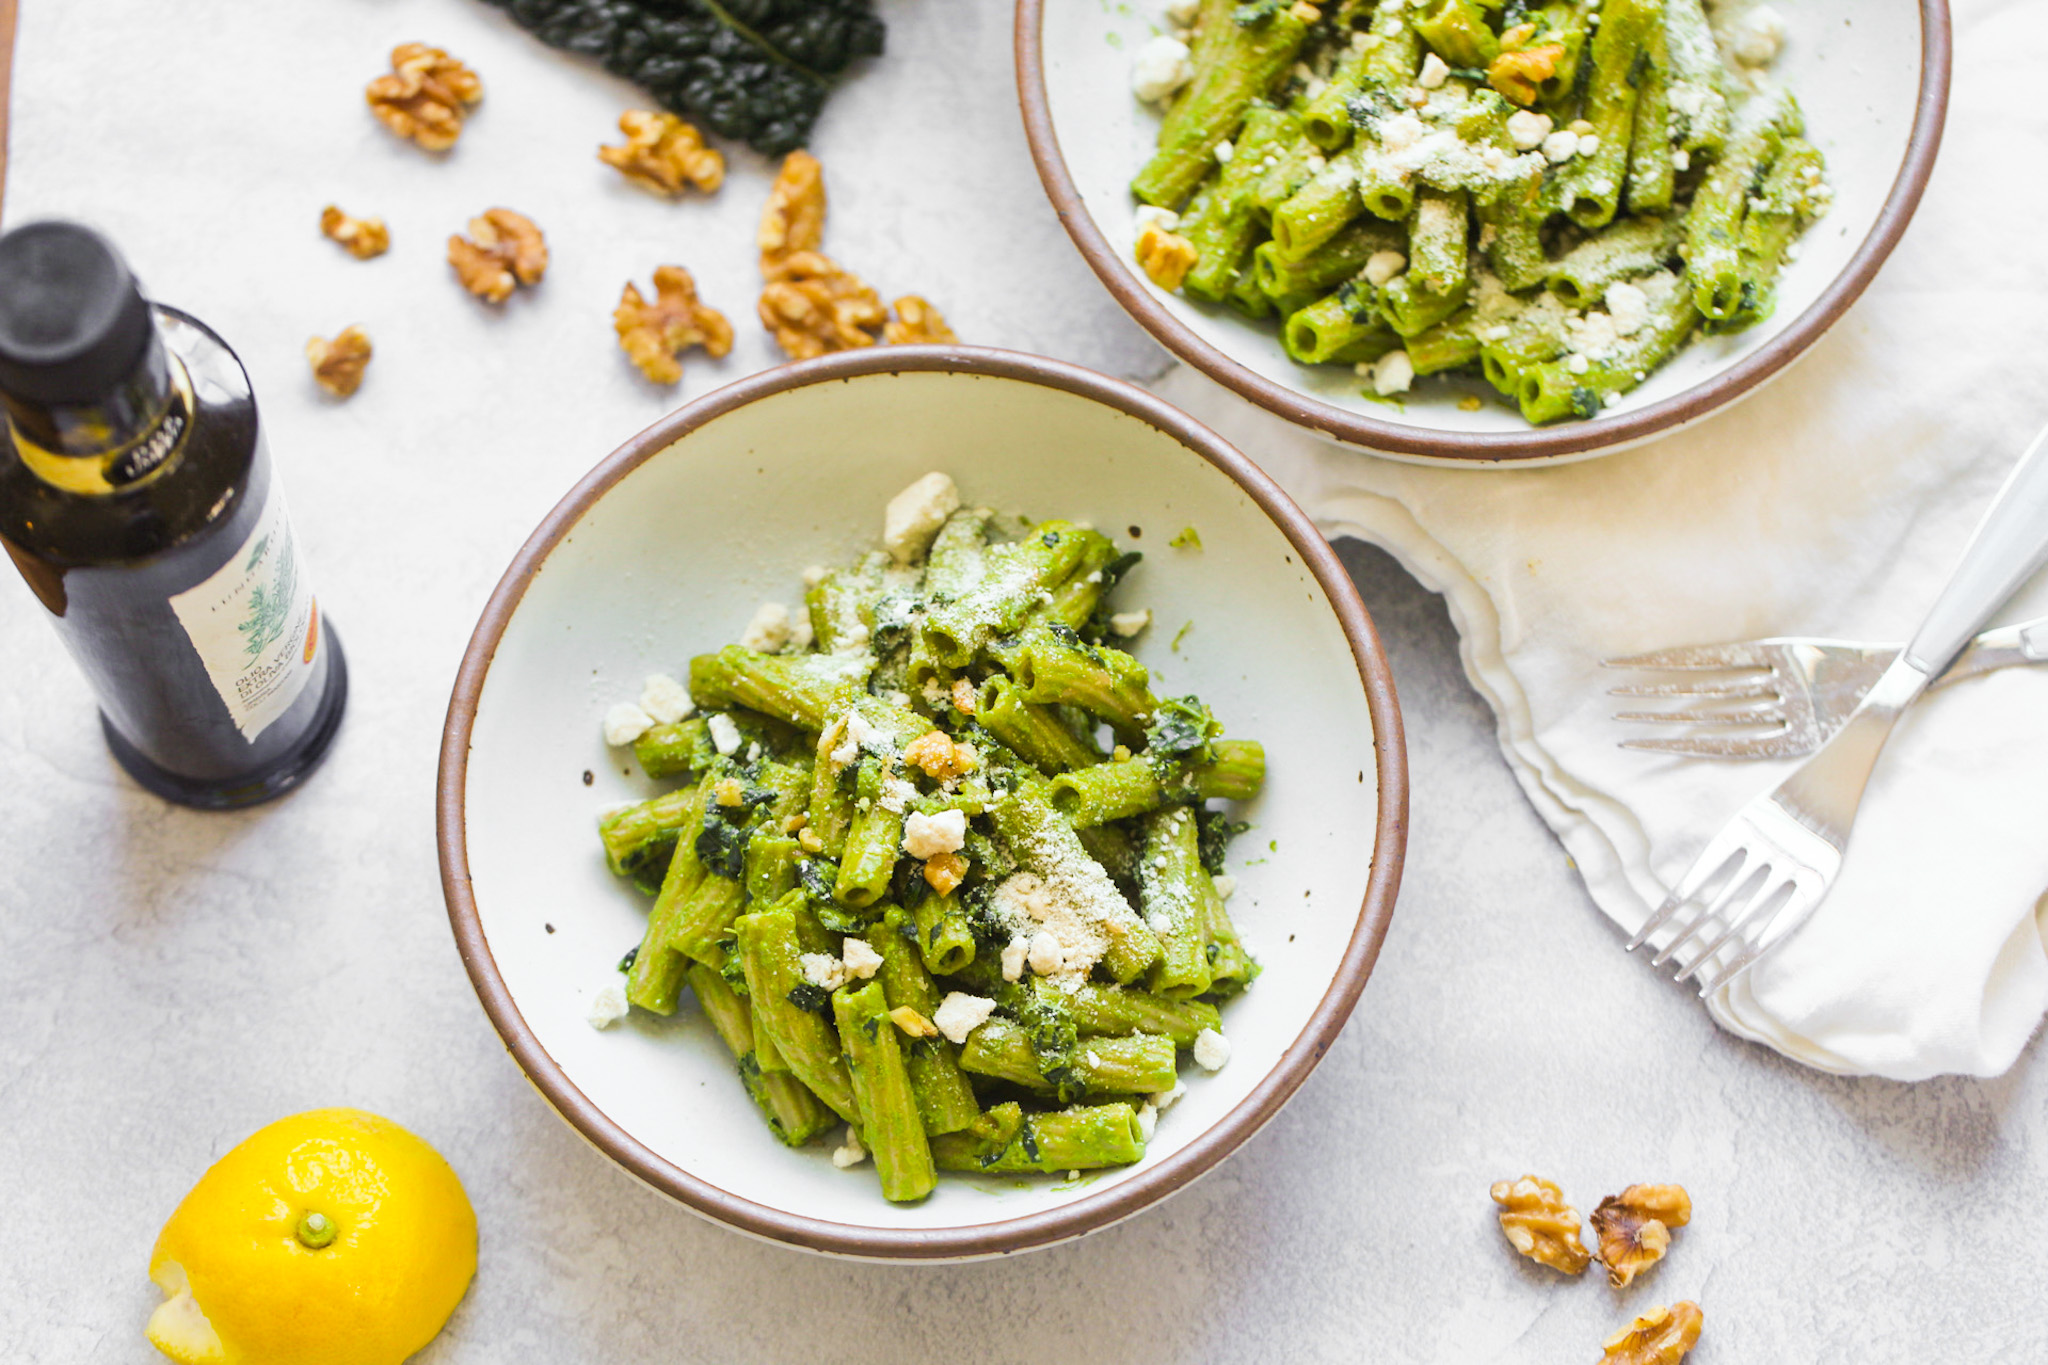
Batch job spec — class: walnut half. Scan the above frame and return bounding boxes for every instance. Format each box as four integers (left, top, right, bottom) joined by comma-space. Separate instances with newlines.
305, 326, 373, 398
759, 150, 827, 269
599, 111, 725, 197
1135, 223, 1199, 292
760, 250, 886, 360
448, 209, 547, 303
366, 43, 482, 151
884, 295, 956, 346
1599, 1303, 1704, 1365
613, 267, 733, 384
319, 206, 390, 260
1490, 1175, 1591, 1274
1592, 1184, 1692, 1288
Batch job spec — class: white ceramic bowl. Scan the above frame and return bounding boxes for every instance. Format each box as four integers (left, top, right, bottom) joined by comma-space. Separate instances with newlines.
438, 347, 1408, 1259
1017, 0, 1950, 465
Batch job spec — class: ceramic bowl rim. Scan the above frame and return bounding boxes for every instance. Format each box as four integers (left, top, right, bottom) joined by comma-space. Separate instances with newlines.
1012, 0, 1953, 464
435, 344, 1411, 1259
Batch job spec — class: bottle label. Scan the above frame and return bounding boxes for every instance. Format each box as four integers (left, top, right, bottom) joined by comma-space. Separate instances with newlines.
168, 485, 321, 741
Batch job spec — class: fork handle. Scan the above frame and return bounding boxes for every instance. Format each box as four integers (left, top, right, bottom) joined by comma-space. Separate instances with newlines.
1904, 421, 2048, 675
1934, 614, 2048, 687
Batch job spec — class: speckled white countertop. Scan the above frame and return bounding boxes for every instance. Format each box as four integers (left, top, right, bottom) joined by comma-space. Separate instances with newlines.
0, 0, 2040, 1360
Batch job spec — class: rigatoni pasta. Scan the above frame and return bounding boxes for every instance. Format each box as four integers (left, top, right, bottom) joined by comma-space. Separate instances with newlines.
590, 475, 1264, 1202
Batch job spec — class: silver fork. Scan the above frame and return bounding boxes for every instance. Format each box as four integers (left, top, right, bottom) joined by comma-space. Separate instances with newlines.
1629, 420, 2048, 994
1604, 615, 2048, 760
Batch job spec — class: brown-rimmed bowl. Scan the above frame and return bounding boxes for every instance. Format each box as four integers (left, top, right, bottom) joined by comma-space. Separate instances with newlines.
437, 346, 1408, 1260
1016, 0, 1951, 465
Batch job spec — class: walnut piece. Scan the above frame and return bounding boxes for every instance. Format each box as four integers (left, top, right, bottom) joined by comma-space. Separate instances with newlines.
1491, 1175, 1591, 1274
319, 206, 390, 260
366, 43, 482, 151
923, 851, 967, 895
902, 731, 976, 781
447, 209, 548, 303
1487, 42, 1566, 106
1592, 1184, 1692, 1288
759, 150, 828, 269
613, 266, 733, 384
1599, 1303, 1703, 1365
1135, 223, 1199, 292
599, 111, 725, 197
884, 295, 957, 346
305, 326, 372, 398
759, 249, 886, 360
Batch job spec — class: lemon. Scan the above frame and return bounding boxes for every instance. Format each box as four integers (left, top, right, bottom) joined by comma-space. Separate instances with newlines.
146, 1108, 476, 1365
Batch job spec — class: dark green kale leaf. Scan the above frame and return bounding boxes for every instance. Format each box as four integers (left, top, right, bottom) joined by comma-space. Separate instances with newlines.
1143, 696, 1222, 774
786, 981, 832, 1015
480, 0, 883, 156
1195, 805, 1250, 876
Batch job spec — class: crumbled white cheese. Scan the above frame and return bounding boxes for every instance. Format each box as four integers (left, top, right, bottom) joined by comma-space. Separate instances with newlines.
1568, 118, 1594, 136
1730, 5, 1786, 65
637, 674, 693, 725
1568, 309, 1620, 358
1577, 132, 1601, 158
1213, 138, 1235, 164
1604, 281, 1650, 337
1378, 113, 1426, 153
1146, 911, 1173, 935
1672, 148, 1692, 173
1109, 609, 1152, 638
1164, 0, 1200, 22
787, 614, 814, 651
1001, 934, 1029, 983
933, 992, 997, 1044
878, 777, 918, 814
1134, 205, 1181, 236
903, 807, 968, 859
1152, 1076, 1187, 1112
1506, 109, 1553, 151
1541, 129, 1580, 164
882, 473, 961, 565
801, 563, 830, 588
1027, 932, 1066, 977
587, 982, 630, 1029
1416, 52, 1450, 89
841, 937, 883, 980
831, 1125, 867, 1168
1567, 353, 1591, 375
1085, 1048, 1104, 1069
1136, 1100, 1158, 1142
1211, 873, 1237, 901
1193, 1028, 1232, 1072
739, 601, 794, 653
602, 702, 654, 747
801, 952, 851, 990
1363, 250, 1407, 287
707, 712, 742, 755
1367, 349, 1415, 397
1130, 34, 1195, 104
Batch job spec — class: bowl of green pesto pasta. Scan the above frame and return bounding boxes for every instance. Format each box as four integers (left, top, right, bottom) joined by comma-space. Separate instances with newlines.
438, 347, 1407, 1259
1018, 0, 1949, 463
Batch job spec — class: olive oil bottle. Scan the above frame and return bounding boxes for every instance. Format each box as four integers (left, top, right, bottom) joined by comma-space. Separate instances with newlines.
0, 221, 346, 808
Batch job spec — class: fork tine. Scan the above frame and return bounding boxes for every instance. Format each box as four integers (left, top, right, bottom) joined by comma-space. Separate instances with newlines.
1693, 879, 1828, 995
1602, 643, 1772, 671
1626, 834, 1751, 951
1651, 857, 1767, 967
1618, 734, 1804, 760
1673, 876, 1794, 983
1607, 677, 1777, 700
1613, 705, 1787, 727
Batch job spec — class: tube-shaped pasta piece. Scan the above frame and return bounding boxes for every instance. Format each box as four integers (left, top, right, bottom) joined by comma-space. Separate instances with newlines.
1377, 271, 1470, 338
1031, 536, 1124, 633
1182, 105, 1301, 301
630, 717, 713, 781
1013, 630, 1156, 740
1528, 1, 1590, 106
991, 786, 1160, 983
1478, 290, 1573, 394
833, 980, 937, 1203
1137, 807, 1215, 1000
1302, 7, 1419, 149
598, 785, 699, 879
911, 893, 977, 975
1270, 156, 1367, 264
836, 769, 906, 909
1200, 869, 1259, 993
688, 646, 853, 733
930, 1102, 1146, 1174
1557, 0, 1659, 230
1545, 214, 1678, 308
1663, 0, 1729, 153
1132, 0, 1318, 209
685, 962, 836, 1147
1070, 982, 1223, 1047
1192, 739, 1266, 802
744, 831, 800, 905
1285, 284, 1399, 366
977, 675, 1102, 775
1514, 272, 1698, 422
1684, 91, 1800, 320
1247, 126, 1324, 216
1476, 168, 1550, 291
1407, 187, 1469, 296
1712, 137, 1825, 331
1414, 0, 1500, 67
1403, 309, 1484, 375
921, 522, 1099, 667
734, 898, 859, 1123
1625, 13, 1675, 212
958, 1020, 1180, 1097
805, 555, 882, 654
876, 908, 981, 1136
624, 776, 714, 1014
922, 508, 991, 602
1251, 218, 1402, 305
1354, 145, 1416, 222
1048, 757, 1167, 828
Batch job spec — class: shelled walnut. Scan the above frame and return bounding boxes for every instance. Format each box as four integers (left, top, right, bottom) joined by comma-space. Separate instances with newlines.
923, 851, 967, 895
599, 111, 725, 197
1135, 223, 1199, 291
613, 267, 733, 384
305, 327, 372, 398
447, 209, 547, 303
318, 206, 390, 260
884, 296, 956, 346
758, 149, 827, 268
365, 43, 482, 151
1599, 1303, 1703, 1365
1490, 1175, 1591, 1274
759, 250, 886, 360
1592, 1184, 1692, 1288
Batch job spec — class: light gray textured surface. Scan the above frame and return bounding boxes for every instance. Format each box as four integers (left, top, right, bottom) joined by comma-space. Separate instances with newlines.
0, 0, 2041, 1360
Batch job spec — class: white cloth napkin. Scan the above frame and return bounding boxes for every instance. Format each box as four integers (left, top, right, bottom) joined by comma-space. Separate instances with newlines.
1153, 0, 2048, 1080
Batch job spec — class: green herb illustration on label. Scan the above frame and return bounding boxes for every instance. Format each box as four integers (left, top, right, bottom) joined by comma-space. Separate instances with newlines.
238, 531, 298, 661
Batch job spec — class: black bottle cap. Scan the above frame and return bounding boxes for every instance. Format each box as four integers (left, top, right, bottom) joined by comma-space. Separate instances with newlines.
0, 221, 155, 406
